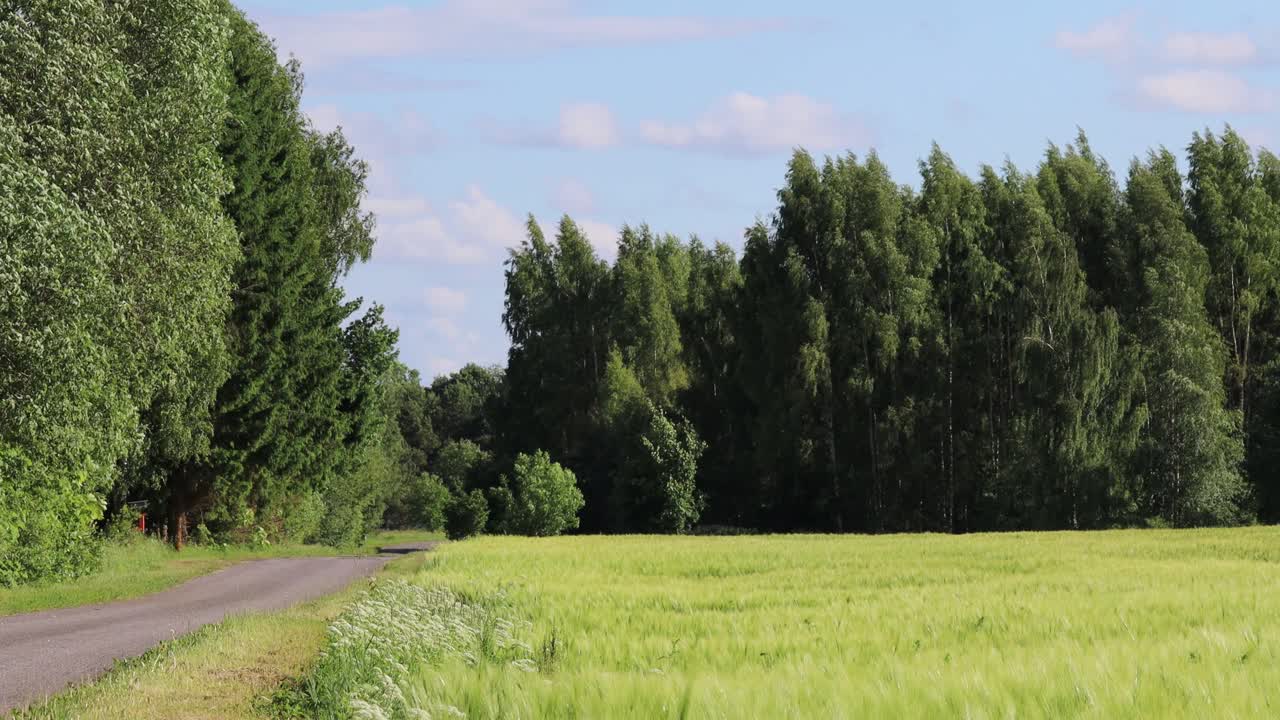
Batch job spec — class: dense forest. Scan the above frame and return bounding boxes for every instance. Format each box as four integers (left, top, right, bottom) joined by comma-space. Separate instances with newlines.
3, 2, 1280, 587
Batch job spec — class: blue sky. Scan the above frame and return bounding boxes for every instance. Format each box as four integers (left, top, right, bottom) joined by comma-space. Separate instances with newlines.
243, 0, 1279, 379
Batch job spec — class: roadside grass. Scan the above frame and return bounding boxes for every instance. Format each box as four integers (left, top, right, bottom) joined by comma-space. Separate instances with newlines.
356, 528, 444, 555
291, 527, 1280, 719
9, 552, 435, 720
0, 530, 441, 618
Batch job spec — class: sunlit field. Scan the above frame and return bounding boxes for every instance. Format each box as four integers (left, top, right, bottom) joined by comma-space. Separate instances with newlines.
283, 527, 1280, 718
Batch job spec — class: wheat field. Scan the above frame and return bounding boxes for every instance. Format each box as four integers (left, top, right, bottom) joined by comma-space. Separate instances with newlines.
292, 528, 1280, 719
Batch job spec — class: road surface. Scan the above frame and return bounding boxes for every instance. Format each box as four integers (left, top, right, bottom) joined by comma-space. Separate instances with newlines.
0, 547, 433, 714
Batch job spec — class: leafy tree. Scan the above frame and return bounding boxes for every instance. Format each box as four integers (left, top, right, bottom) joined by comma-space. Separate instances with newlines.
0, 0, 238, 569
405, 474, 451, 531
506, 451, 585, 536
613, 226, 690, 408
1122, 150, 1246, 524
677, 240, 749, 525
629, 406, 706, 534
445, 490, 490, 540
431, 439, 492, 493
1187, 128, 1280, 431
169, 8, 385, 547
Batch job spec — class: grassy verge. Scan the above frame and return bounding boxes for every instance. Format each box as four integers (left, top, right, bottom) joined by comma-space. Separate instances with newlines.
0, 530, 441, 617
10, 551, 434, 720
288, 527, 1280, 719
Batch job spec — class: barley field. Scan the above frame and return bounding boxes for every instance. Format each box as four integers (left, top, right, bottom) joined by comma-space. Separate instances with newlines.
288, 528, 1280, 719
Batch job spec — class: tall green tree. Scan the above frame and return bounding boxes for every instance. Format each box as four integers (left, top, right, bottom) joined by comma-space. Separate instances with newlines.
169, 7, 380, 546
502, 217, 614, 528
1122, 150, 1246, 524
0, 0, 238, 574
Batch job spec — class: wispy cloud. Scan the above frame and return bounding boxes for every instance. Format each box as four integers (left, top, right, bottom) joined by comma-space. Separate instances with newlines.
1134, 70, 1275, 114
489, 102, 620, 149
640, 93, 871, 154
1053, 14, 1139, 63
424, 286, 468, 314
257, 0, 792, 67
374, 185, 527, 265
1161, 31, 1259, 65
1054, 16, 1279, 115
553, 178, 596, 215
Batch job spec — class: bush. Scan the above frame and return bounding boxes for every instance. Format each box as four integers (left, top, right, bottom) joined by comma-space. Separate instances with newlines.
283, 491, 326, 543
507, 450, 584, 537
104, 505, 144, 544
485, 481, 516, 534
445, 490, 489, 540
0, 446, 104, 587
431, 439, 491, 493
408, 473, 451, 531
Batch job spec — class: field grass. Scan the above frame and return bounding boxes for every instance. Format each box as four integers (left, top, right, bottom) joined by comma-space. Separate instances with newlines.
296, 527, 1280, 719
0, 530, 442, 617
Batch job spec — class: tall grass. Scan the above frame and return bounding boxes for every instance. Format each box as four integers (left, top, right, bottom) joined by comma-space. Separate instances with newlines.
290, 527, 1280, 718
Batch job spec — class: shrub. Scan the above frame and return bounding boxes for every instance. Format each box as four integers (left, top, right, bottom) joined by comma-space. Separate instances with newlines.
508, 450, 584, 537
431, 439, 491, 493
408, 473, 451, 531
445, 490, 489, 540
0, 446, 104, 587
283, 491, 326, 543
485, 481, 516, 534
625, 405, 706, 534
103, 505, 144, 544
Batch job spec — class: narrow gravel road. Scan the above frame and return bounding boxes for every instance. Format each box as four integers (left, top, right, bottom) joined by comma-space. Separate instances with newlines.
0, 551, 427, 714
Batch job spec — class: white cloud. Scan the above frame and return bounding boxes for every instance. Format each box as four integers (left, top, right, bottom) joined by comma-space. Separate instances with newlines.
424, 286, 468, 314
577, 219, 619, 259
258, 1, 790, 68
487, 101, 620, 150
640, 92, 870, 154
1136, 70, 1275, 113
1053, 15, 1139, 63
372, 186, 529, 264
449, 185, 528, 251
426, 316, 463, 341
557, 102, 619, 149
1162, 31, 1258, 65
553, 178, 596, 215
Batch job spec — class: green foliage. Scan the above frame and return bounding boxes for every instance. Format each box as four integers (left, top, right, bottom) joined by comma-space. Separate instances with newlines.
506, 451, 585, 537
0, 447, 103, 587
1123, 151, 1247, 525
445, 490, 490, 541
406, 474, 451, 531
632, 407, 707, 534
431, 439, 491, 493
0, 0, 238, 579
283, 491, 327, 544
103, 506, 145, 546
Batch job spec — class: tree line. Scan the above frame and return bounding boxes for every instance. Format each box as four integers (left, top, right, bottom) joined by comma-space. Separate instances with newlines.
4, 2, 1279, 588
478, 130, 1280, 536
0, 2, 398, 584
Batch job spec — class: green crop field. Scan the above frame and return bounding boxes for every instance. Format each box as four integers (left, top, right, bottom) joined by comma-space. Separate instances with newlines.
284, 527, 1280, 719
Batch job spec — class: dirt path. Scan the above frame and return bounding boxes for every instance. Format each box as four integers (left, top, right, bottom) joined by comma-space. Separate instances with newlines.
0, 552, 421, 714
